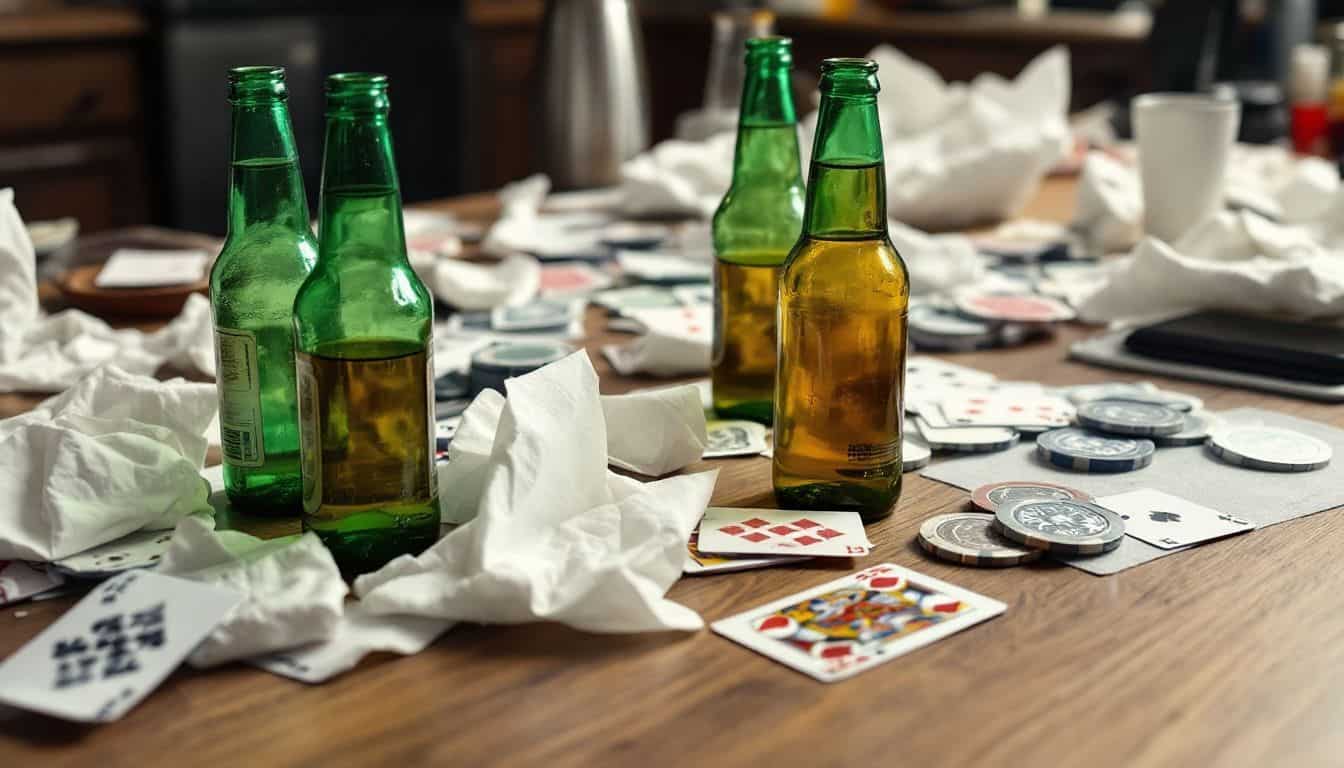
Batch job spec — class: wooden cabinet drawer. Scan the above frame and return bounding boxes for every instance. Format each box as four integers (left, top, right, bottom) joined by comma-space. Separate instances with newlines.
0, 47, 138, 140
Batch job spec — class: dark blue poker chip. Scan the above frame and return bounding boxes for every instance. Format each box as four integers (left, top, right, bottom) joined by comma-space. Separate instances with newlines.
1035, 428, 1155, 473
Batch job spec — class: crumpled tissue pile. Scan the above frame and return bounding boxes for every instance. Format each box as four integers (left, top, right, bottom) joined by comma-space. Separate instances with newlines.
0, 188, 214, 393
149, 351, 715, 682
0, 364, 216, 562
1069, 146, 1344, 323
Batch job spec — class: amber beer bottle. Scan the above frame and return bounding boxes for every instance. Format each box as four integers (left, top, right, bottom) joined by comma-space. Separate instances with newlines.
773, 58, 909, 522
293, 74, 439, 576
209, 66, 317, 516
710, 36, 805, 424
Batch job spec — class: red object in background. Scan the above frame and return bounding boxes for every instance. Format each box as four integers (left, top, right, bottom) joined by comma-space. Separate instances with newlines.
1291, 102, 1329, 155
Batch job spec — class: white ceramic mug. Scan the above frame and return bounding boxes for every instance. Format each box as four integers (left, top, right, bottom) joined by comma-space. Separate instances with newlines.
1132, 93, 1241, 244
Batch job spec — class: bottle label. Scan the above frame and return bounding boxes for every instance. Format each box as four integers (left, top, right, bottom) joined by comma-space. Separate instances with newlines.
214, 327, 265, 467
425, 344, 438, 498
846, 439, 900, 477
296, 354, 322, 516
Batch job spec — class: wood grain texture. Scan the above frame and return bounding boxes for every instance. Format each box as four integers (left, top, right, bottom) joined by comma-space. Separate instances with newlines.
5, 179, 1344, 767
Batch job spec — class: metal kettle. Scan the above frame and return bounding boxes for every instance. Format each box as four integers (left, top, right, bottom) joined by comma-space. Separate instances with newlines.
538, 0, 651, 190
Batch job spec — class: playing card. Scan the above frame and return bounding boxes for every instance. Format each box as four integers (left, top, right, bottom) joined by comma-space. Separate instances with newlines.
672, 283, 712, 306
703, 419, 769, 458
0, 561, 65, 607
490, 299, 582, 332
712, 563, 1006, 682
625, 305, 712, 342
616, 250, 712, 283
250, 603, 451, 684
1095, 488, 1256, 550
538, 263, 613, 297
697, 507, 872, 558
591, 285, 681, 312
684, 530, 806, 575
939, 391, 1073, 429
904, 356, 998, 407
52, 528, 184, 578
0, 571, 242, 722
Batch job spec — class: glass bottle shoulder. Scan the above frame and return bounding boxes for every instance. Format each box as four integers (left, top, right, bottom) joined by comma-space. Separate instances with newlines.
712, 180, 805, 265
780, 234, 909, 305
210, 231, 317, 320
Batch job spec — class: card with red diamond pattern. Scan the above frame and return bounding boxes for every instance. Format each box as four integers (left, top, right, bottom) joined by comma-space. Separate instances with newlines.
712, 563, 1007, 682
696, 508, 872, 558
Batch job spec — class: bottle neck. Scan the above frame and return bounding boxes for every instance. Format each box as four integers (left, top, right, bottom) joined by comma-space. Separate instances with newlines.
731, 60, 799, 183
802, 94, 886, 238
227, 99, 309, 235
317, 112, 407, 261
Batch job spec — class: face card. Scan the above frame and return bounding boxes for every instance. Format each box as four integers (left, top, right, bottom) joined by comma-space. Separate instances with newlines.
703, 419, 769, 458
712, 563, 1006, 683
0, 571, 242, 722
52, 529, 182, 579
1095, 488, 1256, 550
697, 507, 872, 558
0, 561, 65, 607
684, 530, 807, 575
939, 391, 1073, 429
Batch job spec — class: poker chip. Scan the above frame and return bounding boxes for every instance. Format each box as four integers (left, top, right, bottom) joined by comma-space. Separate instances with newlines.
1206, 425, 1332, 472
954, 292, 1075, 324
903, 438, 932, 471
993, 498, 1126, 556
1063, 382, 1201, 412
469, 341, 575, 395
1152, 410, 1220, 447
917, 512, 1043, 567
969, 480, 1091, 513
915, 418, 1020, 453
1075, 399, 1185, 436
908, 305, 998, 351
1035, 428, 1155, 473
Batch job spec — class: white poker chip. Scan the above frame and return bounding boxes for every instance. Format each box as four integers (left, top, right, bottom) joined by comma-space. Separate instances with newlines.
903, 438, 932, 471
1206, 425, 1332, 472
1075, 399, 1186, 436
917, 512, 1043, 567
1153, 410, 1221, 447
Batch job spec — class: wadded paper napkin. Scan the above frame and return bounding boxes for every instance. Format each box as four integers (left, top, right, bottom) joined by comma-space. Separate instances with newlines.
355, 351, 718, 633
0, 365, 216, 561
0, 189, 215, 392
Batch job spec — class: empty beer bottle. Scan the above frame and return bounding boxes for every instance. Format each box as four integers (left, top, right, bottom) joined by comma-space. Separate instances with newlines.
711, 36, 804, 424
773, 58, 909, 523
210, 66, 318, 516
293, 73, 438, 577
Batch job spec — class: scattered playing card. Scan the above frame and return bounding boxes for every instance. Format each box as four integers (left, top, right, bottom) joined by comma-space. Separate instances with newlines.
490, 299, 582, 332
1095, 488, 1255, 550
95, 248, 209, 288
703, 419, 769, 458
697, 507, 872, 558
939, 391, 1073, 429
616, 250, 712, 283
904, 356, 998, 407
0, 571, 242, 722
591, 285, 681, 312
684, 530, 806, 575
0, 561, 66, 607
712, 563, 1006, 682
52, 528, 184, 579
538, 263, 613, 297
672, 283, 712, 306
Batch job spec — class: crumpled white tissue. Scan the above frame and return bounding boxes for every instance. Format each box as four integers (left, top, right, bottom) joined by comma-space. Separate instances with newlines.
0, 365, 216, 561
430, 253, 541, 311
481, 175, 610, 259
618, 132, 736, 219
838, 44, 1071, 230
888, 220, 985, 296
1070, 145, 1341, 255
1075, 209, 1344, 323
0, 189, 215, 392
438, 379, 708, 525
355, 351, 718, 633
156, 516, 347, 668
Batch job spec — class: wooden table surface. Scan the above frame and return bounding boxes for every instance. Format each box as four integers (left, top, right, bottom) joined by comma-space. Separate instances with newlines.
5, 177, 1344, 767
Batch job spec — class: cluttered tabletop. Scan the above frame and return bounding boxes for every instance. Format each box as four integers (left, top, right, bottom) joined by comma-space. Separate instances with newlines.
5, 172, 1344, 767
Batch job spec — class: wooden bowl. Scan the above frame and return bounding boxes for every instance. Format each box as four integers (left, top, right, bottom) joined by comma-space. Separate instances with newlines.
57, 263, 208, 319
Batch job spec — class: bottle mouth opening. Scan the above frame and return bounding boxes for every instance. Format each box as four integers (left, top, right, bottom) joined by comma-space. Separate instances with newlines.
745, 36, 792, 67
819, 58, 880, 96
325, 73, 390, 113
228, 66, 287, 102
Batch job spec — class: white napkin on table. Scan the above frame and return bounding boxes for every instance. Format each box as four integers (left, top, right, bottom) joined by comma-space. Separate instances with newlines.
157, 516, 347, 669
618, 132, 735, 219
429, 253, 541, 311
355, 351, 718, 633
481, 175, 609, 259
0, 365, 215, 562
0, 189, 215, 392
438, 376, 709, 525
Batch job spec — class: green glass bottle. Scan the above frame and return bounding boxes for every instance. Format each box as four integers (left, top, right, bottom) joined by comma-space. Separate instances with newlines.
773, 58, 910, 523
293, 73, 439, 577
711, 36, 804, 425
210, 66, 318, 516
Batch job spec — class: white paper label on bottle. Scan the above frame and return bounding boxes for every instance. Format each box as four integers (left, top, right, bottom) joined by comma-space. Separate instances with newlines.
214, 327, 264, 467
296, 354, 321, 516
425, 345, 439, 498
